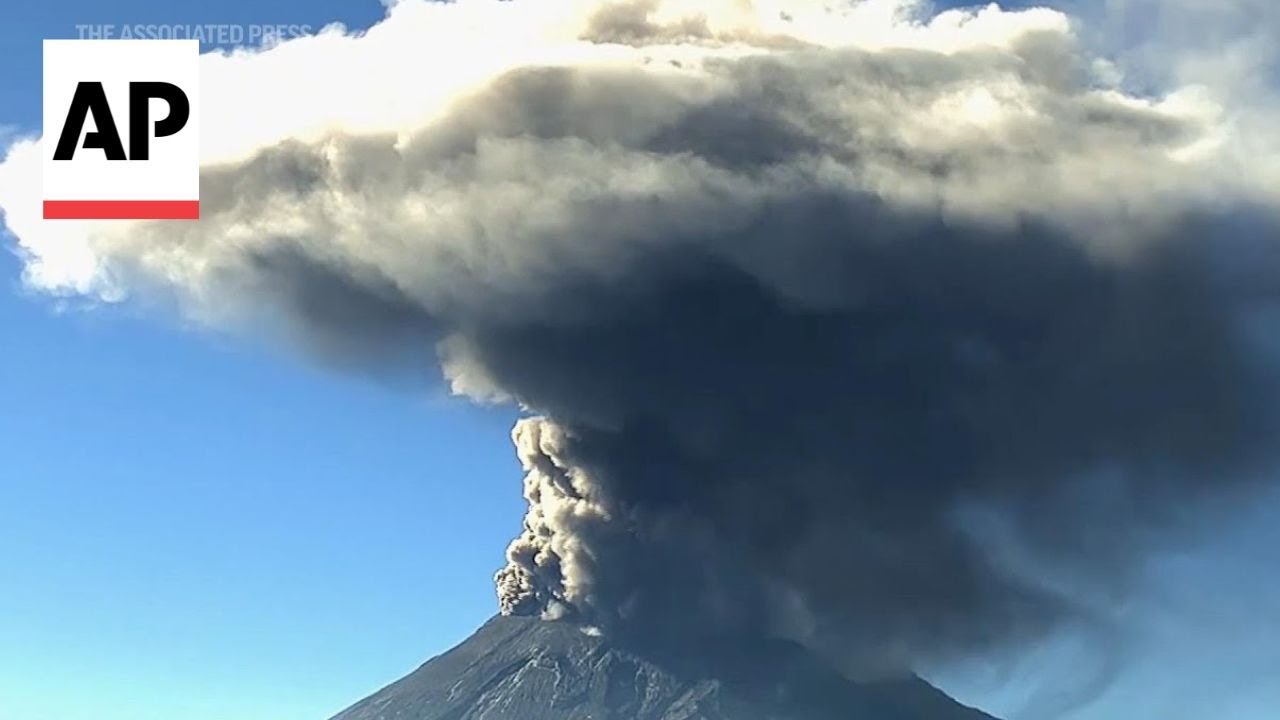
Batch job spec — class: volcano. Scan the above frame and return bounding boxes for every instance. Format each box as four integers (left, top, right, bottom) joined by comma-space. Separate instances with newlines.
328, 615, 998, 720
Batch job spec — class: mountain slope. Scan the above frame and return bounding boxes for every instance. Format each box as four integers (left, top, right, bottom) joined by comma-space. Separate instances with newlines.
329, 615, 998, 720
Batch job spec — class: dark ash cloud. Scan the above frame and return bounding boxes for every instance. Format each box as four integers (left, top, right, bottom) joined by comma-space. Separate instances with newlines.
486, 203, 1278, 674
13, 6, 1280, 681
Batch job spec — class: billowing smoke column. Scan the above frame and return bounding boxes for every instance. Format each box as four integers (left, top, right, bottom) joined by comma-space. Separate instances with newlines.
486, 206, 1275, 673
3, 0, 1280, 678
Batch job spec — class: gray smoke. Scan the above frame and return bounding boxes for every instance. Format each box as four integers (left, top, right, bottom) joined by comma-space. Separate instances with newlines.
483, 200, 1278, 674
5, 0, 1280, 681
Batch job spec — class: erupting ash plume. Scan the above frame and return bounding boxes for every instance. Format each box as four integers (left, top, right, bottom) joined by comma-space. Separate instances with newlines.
485, 207, 1276, 675
3, 0, 1280, 682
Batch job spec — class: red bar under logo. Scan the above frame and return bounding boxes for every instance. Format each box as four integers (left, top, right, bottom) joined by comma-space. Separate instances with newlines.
43, 200, 200, 220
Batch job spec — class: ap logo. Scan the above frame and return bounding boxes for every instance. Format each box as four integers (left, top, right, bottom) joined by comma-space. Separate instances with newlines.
43, 40, 199, 219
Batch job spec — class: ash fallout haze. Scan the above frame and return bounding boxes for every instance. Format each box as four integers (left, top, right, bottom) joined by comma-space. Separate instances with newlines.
1, 1, 1279, 719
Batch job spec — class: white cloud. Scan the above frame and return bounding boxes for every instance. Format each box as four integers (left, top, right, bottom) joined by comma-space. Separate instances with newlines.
2, 0, 1270, 305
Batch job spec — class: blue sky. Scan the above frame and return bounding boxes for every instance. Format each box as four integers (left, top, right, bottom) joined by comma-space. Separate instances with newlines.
3, 2, 1279, 720
0, 256, 525, 720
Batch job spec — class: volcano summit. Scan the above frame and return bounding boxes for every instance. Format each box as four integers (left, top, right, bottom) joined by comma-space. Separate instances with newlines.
329, 615, 998, 720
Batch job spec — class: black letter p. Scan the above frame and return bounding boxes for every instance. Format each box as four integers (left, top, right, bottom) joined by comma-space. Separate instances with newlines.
128, 81, 190, 161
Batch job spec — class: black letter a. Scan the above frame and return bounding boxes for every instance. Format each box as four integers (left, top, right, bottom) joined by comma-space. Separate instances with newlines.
53, 82, 126, 161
